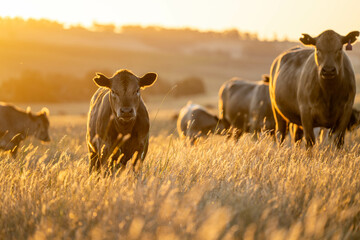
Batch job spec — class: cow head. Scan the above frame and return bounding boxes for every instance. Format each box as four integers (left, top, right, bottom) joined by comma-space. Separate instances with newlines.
93, 70, 157, 124
300, 30, 359, 81
28, 107, 50, 142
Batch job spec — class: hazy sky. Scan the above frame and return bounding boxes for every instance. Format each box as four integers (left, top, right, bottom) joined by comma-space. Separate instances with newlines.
1, 0, 359, 40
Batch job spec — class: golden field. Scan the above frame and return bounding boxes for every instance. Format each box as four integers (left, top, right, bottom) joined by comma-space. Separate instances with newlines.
1, 17, 360, 240
1, 105, 360, 240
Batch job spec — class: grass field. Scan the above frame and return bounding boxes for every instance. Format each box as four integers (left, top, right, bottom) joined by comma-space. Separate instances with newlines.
1, 107, 360, 240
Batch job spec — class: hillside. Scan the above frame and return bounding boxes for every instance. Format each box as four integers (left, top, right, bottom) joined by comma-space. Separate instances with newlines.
0, 17, 360, 103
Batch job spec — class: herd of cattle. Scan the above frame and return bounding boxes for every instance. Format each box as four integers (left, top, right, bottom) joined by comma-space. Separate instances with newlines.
0, 29, 359, 174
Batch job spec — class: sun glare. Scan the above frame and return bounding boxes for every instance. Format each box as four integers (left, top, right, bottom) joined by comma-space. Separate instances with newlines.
0, 0, 359, 40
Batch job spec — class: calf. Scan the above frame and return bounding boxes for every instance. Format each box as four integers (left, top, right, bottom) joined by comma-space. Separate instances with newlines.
218, 75, 275, 138
269, 30, 359, 148
0, 103, 50, 157
87, 69, 157, 173
177, 102, 225, 144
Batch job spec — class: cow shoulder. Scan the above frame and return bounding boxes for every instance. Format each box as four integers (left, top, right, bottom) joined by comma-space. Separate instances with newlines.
88, 88, 113, 139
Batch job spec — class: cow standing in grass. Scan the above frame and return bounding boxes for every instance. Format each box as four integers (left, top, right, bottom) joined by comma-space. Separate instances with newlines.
218, 75, 275, 139
177, 102, 225, 145
269, 30, 359, 148
87, 69, 157, 174
0, 103, 50, 157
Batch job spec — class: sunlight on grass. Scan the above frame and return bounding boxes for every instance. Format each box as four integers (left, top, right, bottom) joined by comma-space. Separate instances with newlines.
1, 117, 360, 239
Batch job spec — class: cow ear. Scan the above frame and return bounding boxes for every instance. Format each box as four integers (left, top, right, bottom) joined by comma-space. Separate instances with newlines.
26, 107, 35, 120
262, 74, 270, 83
93, 73, 111, 88
40, 107, 49, 117
342, 31, 360, 44
139, 72, 157, 89
300, 34, 316, 46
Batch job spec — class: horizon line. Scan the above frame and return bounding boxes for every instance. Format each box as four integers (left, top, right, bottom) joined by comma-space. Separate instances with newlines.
0, 15, 296, 42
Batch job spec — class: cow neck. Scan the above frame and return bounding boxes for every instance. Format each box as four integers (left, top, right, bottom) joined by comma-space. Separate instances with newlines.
318, 69, 346, 116
318, 73, 343, 96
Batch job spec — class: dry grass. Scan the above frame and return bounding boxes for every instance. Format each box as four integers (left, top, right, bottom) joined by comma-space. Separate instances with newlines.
1, 115, 360, 239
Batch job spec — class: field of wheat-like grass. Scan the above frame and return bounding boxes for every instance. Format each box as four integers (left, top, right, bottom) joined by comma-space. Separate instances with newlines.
1, 115, 360, 239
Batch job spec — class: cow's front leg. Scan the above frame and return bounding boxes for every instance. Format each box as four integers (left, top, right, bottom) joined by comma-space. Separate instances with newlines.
331, 106, 352, 148
88, 150, 100, 174
300, 107, 315, 148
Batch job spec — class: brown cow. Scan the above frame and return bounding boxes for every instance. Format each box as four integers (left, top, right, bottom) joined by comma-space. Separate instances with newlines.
218, 75, 275, 138
269, 30, 359, 148
177, 102, 225, 144
87, 69, 157, 174
0, 103, 50, 157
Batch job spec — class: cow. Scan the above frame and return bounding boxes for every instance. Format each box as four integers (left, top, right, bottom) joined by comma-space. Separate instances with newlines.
87, 69, 157, 174
177, 102, 225, 144
218, 75, 275, 139
0, 103, 50, 157
269, 30, 359, 148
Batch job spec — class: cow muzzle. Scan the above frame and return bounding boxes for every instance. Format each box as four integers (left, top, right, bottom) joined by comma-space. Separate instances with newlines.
117, 107, 136, 122
320, 66, 337, 80
41, 135, 51, 142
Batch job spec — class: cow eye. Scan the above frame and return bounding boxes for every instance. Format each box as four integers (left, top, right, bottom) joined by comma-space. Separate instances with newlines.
135, 89, 140, 96
111, 91, 118, 98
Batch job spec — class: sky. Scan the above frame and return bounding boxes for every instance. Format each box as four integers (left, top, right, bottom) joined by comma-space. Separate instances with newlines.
1, 0, 359, 40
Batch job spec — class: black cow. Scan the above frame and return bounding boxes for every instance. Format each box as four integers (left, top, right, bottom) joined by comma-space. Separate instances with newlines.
0, 103, 50, 157
87, 69, 157, 174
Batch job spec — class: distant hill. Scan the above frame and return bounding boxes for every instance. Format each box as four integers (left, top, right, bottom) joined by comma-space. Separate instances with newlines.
0, 17, 359, 102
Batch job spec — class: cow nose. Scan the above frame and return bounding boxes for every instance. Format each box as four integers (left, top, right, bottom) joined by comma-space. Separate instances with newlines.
322, 66, 336, 74
120, 107, 134, 114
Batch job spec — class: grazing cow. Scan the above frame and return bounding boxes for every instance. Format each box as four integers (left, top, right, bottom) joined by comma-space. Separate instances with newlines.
269, 30, 359, 148
177, 102, 225, 144
218, 75, 275, 138
0, 103, 50, 157
87, 69, 157, 174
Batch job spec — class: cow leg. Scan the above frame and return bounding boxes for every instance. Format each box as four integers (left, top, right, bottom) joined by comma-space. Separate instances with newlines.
249, 117, 259, 140
89, 150, 100, 174
290, 124, 303, 144
272, 108, 287, 144
300, 109, 315, 148
6, 134, 22, 158
225, 127, 234, 140
332, 116, 351, 148
294, 126, 304, 143
232, 115, 245, 140
233, 128, 243, 140
333, 130, 345, 148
